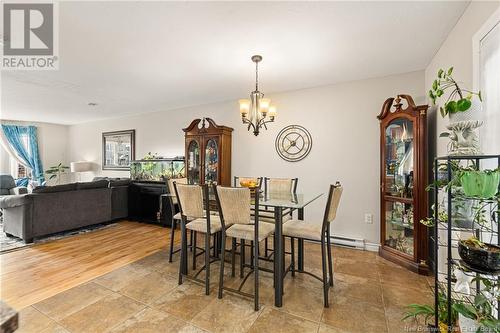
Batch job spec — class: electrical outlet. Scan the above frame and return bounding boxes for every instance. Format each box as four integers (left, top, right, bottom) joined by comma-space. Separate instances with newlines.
364, 213, 373, 224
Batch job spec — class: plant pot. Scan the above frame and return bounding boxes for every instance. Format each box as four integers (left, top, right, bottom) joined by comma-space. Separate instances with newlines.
460, 170, 500, 198
458, 240, 500, 272
449, 99, 481, 124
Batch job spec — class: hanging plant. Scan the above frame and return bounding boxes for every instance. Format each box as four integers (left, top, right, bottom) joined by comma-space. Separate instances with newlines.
428, 67, 482, 118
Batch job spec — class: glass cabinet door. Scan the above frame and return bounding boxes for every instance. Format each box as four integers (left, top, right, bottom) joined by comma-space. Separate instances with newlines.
383, 117, 415, 257
384, 118, 414, 198
384, 201, 414, 256
187, 139, 200, 184
204, 138, 219, 185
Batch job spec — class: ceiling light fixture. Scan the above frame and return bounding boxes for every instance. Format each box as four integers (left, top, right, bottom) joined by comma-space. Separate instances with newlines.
239, 55, 277, 136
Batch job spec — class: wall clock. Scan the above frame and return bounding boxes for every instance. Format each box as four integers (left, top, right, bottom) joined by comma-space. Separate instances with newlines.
275, 125, 312, 162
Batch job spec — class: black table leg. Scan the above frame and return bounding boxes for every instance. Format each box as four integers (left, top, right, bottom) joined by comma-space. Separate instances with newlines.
298, 208, 304, 271
274, 207, 283, 307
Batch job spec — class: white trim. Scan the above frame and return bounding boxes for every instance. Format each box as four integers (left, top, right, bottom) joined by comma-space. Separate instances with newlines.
364, 242, 380, 252
472, 6, 500, 91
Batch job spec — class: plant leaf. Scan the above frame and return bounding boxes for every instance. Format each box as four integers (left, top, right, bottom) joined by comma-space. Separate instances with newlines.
432, 80, 438, 91
445, 101, 457, 114
448, 67, 454, 75
438, 69, 444, 78
478, 90, 482, 102
457, 98, 472, 112
439, 132, 450, 138
440, 106, 446, 117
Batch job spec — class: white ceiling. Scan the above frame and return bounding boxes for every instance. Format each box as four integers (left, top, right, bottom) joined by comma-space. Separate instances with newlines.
1, 1, 469, 125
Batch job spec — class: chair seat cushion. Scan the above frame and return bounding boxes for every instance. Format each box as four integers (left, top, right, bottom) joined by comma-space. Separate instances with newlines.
226, 222, 274, 242
186, 215, 222, 234
173, 212, 182, 220
251, 209, 292, 224
282, 220, 323, 241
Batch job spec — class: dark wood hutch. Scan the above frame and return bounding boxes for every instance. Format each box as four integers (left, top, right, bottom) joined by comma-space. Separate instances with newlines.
183, 118, 233, 186
377, 94, 429, 275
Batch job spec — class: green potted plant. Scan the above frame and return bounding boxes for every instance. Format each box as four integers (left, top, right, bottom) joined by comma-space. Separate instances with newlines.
44, 163, 70, 185
402, 291, 459, 332
429, 67, 483, 155
429, 67, 482, 121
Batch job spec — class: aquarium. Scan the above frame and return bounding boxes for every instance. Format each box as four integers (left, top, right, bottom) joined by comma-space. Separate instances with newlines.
130, 157, 185, 182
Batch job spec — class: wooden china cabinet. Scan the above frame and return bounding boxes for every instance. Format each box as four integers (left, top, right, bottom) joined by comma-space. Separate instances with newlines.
377, 95, 429, 275
183, 118, 233, 186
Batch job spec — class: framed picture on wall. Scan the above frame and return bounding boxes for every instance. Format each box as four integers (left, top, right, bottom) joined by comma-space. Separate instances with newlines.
102, 129, 135, 170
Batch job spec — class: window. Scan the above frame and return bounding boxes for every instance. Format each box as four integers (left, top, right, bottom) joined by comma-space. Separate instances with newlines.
10, 133, 30, 178
474, 9, 500, 156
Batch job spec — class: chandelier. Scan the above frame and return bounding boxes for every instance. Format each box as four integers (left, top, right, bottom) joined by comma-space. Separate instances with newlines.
239, 55, 277, 136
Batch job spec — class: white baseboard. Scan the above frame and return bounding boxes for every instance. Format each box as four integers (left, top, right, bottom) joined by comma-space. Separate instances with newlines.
364, 242, 380, 252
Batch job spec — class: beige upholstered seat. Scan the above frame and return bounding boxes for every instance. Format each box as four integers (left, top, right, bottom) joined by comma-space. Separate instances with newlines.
282, 221, 323, 240
173, 212, 182, 220
226, 222, 275, 242
186, 215, 222, 234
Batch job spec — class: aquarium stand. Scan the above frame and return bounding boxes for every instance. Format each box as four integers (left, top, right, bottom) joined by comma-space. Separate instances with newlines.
128, 181, 173, 226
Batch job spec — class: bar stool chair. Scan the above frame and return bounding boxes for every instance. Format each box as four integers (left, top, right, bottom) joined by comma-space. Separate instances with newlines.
262, 177, 298, 258
174, 182, 221, 295
282, 182, 343, 307
213, 185, 275, 311
167, 177, 188, 262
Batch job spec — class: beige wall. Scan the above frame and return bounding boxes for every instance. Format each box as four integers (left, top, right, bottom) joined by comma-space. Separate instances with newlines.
0, 120, 70, 184
68, 70, 425, 245
425, 1, 500, 156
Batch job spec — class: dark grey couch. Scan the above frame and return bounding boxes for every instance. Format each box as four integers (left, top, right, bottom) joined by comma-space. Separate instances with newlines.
0, 179, 129, 243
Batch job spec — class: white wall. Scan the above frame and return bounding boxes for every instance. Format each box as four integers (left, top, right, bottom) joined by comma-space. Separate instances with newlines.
425, 1, 500, 156
69, 70, 425, 244
0, 120, 70, 183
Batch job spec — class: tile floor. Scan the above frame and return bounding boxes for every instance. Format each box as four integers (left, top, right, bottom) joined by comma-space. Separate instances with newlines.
15, 242, 433, 333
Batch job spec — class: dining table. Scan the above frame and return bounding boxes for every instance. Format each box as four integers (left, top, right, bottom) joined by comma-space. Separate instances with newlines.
164, 189, 323, 307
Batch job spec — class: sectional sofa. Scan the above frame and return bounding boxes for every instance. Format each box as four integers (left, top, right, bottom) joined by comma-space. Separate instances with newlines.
0, 178, 130, 243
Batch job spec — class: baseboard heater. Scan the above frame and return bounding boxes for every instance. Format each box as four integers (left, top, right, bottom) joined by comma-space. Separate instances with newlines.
329, 235, 366, 250
305, 235, 366, 250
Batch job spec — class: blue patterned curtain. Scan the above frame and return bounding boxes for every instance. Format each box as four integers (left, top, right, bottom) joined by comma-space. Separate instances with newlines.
2, 125, 45, 182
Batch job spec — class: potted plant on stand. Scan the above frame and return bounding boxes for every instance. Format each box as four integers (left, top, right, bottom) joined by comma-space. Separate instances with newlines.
429, 67, 483, 155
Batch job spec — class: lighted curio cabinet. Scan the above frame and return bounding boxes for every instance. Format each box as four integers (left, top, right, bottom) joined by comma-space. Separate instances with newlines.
183, 118, 233, 186
377, 95, 429, 275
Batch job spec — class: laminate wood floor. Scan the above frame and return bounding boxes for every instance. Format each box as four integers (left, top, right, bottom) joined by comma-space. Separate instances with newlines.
0, 221, 174, 310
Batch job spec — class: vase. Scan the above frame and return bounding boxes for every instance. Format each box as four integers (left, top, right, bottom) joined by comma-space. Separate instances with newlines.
446, 99, 483, 155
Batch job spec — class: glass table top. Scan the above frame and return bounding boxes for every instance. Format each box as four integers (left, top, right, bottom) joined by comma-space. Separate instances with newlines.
163, 191, 323, 209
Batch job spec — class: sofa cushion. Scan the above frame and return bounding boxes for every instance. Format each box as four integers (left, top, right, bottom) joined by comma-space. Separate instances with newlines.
33, 183, 77, 193
77, 180, 109, 190
109, 179, 130, 187
0, 189, 10, 195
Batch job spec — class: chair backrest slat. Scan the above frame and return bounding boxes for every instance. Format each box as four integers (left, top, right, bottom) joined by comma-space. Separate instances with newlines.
215, 186, 251, 225
174, 183, 204, 219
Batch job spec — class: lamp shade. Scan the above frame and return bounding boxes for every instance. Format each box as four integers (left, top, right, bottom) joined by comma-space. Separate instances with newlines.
70, 161, 92, 172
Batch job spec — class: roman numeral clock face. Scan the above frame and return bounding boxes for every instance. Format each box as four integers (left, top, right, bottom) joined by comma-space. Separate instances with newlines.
275, 125, 312, 162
